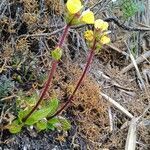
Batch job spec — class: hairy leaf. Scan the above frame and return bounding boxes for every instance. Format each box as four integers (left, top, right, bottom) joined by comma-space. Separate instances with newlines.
25, 98, 59, 125
8, 120, 22, 134
36, 119, 47, 131
58, 117, 71, 131
48, 117, 71, 131
47, 118, 60, 131
18, 109, 31, 123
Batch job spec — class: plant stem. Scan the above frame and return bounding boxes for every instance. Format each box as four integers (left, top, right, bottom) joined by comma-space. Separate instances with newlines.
22, 61, 57, 122
22, 24, 70, 122
47, 39, 97, 120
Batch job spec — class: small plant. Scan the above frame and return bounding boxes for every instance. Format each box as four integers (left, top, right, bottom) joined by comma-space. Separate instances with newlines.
120, 0, 139, 19
6, 0, 110, 133
113, 0, 143, 19
21, 0, 94, 123
7, 93, 71, 133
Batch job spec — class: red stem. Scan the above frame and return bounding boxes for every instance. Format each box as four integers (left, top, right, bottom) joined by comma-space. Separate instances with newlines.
22, 24, 70, 122
57, 25, 70, 47
47, 39, 97, 120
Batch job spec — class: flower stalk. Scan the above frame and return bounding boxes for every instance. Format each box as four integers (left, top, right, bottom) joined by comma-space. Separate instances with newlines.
47, 16, 111, 120
22, 24, 70, 122
22, 0, 94, 123
47, 39, 97, 120
22, 0, 110, 123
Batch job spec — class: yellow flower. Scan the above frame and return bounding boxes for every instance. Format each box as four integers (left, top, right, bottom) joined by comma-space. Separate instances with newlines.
84, 30, 94, 41
66, 0, 83, 14
100, 36, 110, 44
94, 19, 109, 31
80, 9, 94, 24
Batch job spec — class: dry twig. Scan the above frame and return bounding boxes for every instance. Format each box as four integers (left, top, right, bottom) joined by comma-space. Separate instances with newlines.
120, 51, 150, 74
125, 117, 139, 150
101, 92, 134, 119
104, 17, 150, 32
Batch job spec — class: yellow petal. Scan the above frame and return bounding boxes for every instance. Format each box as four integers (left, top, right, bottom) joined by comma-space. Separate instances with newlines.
81, 9, 94, 24
94, 19, 109, 31
84, 30, 94, 41
66, 0, 83, 14
100, 36, 110, 44
94, 19, 103, 29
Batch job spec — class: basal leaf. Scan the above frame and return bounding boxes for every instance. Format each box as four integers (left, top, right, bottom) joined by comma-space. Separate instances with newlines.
18, 109, 31, 123
25, 92, 38, 106
36, 119, 47, 131
8, 120, 22, 134
47, 98, 59, 116
47, 117, 71, 131
25, 98, 59, 125
47, 117, 60, 131
58, 117, 71, 131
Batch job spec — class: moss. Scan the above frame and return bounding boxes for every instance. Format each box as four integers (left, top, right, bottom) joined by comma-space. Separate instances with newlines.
0, 75, 14, 99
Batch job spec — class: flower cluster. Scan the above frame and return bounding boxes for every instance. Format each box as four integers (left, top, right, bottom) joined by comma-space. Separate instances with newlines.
66, 0, 94, 25
84, 19, 110, 51
67, 0, 110, 52
52, 0, 110, 60
52, 0, 95, 61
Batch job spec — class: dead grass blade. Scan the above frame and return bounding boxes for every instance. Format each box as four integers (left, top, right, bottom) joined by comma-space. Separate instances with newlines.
106, 43, 129, 56
120, 50, 150, 74
108, 107, 113, 132
125, 117, 139, 150
101, 92, 134, 119
124, 42, 147, 89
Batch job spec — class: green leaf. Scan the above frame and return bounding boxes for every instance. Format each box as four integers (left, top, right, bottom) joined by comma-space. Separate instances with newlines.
36, 119, 47, 131
16, 92, 38, 108
47, 98, 59, 117
8, 120, 22, 134
25, 98, 59, 125
47, 117, 60, 131
47, 124, 55, 131
25, 92, 38, 106
18, 109, 31, 123
58, 117, 71, 131
47, 117, 71, 131
51, 47, 62, 60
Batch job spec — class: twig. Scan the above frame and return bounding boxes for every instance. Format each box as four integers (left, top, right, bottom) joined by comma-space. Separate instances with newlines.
138, 104, 150, 121
106, 43, 129, 56
0, 58, 7, 73
95, 70, 134, 93
89, 0, 103, 10
120, 51, 150, 74
18, 27, 65, 38
104, 17, 150, 31
123, 42, 150, 108
108, 107, 113, 132
1, 95, 17, 101
101, 92, 134, 119
124, 42, 146, 90
125, 117, 138, 150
